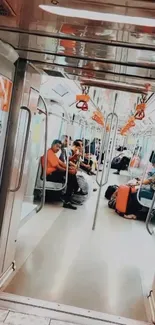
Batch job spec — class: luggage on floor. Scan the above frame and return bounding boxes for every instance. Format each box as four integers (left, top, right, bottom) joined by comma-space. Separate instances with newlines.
77, 175, 88, 195
105, 185, 118, 200
111, 156, 121, 169
115, 185, 132, 216
72, 174, 89, 205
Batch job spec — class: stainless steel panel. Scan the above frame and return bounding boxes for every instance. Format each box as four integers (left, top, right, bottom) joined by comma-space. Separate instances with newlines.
0, 61, 41, 276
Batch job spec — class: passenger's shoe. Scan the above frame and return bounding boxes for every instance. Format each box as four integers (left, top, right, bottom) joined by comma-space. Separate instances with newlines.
87, 171, 96, 176
90, 171, 96, 176
71, 200, 83, 206
76, 190, 88, 196
93, 188, 97, 192
113, 171, 120, 175
63, 202, 77, 210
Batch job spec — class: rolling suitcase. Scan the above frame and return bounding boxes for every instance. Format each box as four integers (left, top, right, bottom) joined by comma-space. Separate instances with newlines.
115, 185, 131, 216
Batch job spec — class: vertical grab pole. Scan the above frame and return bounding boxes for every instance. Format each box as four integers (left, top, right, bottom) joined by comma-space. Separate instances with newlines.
145, 193, 155, 235
88, 125, 92, 164
105, 114, 118, 184
92, 110, 118, 231
83, 121, 86, 161
36, 94, 48, 213
92, 113, 113, 230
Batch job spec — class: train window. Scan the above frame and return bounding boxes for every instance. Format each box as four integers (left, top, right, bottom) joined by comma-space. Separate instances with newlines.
52, 84, 69, 97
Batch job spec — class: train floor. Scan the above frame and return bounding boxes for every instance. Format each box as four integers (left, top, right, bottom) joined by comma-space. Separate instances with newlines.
4, 171, 155, 322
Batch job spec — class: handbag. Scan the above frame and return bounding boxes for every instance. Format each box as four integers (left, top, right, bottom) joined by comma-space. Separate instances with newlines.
108, 196, 116, 209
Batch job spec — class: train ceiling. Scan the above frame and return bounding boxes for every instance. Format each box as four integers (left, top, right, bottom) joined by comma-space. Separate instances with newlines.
0, 0, 155, 133
0, 1, 155, 90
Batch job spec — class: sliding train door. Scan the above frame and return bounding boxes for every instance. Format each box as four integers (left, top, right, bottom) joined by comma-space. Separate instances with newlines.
0, 59, 42, 285
0, 55, 14, 185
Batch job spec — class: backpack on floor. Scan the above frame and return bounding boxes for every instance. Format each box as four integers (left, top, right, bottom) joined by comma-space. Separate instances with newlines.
105, 185, 118, 200
77, 175, 89, 195
111, 156, 121, 169
72, 174, 89, 205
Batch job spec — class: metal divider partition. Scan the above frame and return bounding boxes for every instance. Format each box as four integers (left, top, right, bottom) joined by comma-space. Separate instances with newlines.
9, 106, 32, 193
136, 159, 155, 235
92, 112, 118, 230
36, 96, 72, 213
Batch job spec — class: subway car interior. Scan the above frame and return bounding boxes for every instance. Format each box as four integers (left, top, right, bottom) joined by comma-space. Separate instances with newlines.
1, 1, 155, 325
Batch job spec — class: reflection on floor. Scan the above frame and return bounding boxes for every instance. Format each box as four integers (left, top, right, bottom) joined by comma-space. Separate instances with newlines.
4, 171, 155, 322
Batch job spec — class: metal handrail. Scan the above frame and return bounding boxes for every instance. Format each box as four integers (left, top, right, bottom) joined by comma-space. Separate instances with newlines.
27, 81, 71, 209
105, 114, 118, 184
145, 192, 155, 235
10, 106, 31, 192
82, 122, 86, 161
96, 113, 112, 187
92, 112, 118, 231
36, 95, 48, 213
37, 98, 71, 211
87, 125, 93, 164
136, 152, 155, 235
95, 127, 107, 186
136, 153, 154, 208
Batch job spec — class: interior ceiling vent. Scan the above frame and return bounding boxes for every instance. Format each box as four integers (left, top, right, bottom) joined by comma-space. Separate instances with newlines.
44, 70, 64, 78
0, 0, 16, 16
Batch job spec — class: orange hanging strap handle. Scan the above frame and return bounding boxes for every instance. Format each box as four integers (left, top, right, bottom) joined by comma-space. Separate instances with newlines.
134, 92, 147, 120
76, 94, 90, 102
92, 111, 104, 126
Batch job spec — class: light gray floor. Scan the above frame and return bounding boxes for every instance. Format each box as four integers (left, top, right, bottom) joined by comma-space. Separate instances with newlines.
4, 172, 155, 322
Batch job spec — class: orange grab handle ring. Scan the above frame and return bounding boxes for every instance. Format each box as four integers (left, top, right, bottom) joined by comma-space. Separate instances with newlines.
134, 103, 146, 120
134, 111, 145, 120
76, 101, 88, 111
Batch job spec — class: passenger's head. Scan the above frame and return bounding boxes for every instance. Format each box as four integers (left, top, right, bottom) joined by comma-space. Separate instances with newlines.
51, 140, 62, 153
76, 139, 83, 146
61, 135, 72, 147
72, 141, 81, 151
75, 139, 83, 151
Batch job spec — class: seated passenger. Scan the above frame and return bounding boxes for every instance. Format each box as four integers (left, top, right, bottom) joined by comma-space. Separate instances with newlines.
69, 140, 81, 165
113, 147, 132, 175
42, 140, 83, 210
76, 139, 95, 175
96, 139, 104, 165
112, 160, 155, 220
59, 136, 82, 174
58, 135, 72, 163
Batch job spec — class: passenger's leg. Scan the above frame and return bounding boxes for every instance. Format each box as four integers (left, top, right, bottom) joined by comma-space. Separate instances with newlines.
83, 158, 96, 175
124, 192, 143, 220
63, 173, 78, 210
46, 171, 65, 182
47, 171, 77, 209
